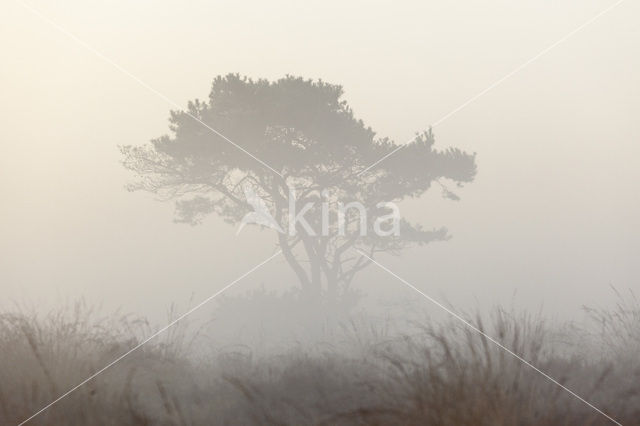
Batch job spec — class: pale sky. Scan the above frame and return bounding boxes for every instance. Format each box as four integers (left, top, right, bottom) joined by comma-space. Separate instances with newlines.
1, 0, 638, 322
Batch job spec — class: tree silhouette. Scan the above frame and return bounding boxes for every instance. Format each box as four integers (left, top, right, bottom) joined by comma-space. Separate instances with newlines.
121, 74, 476, 300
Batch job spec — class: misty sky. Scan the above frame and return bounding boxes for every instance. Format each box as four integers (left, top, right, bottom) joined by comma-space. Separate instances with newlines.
1, 0, 638, 322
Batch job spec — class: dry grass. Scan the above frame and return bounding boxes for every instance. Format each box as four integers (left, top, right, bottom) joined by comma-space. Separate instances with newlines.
1, 295, 639, 425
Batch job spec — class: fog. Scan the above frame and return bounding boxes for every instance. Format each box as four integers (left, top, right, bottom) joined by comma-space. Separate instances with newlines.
1, 2, 639, 423
2, 0, 637, 320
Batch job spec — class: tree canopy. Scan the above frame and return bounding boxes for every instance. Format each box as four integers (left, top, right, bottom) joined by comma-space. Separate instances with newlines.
121, 74, 477, 298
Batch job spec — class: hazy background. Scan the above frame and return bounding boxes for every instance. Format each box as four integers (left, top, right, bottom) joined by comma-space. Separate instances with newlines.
1, 0, 638, 324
